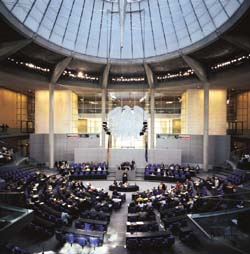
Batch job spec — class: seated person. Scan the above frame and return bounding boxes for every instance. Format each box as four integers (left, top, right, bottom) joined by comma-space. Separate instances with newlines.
158, 181, 166, 192
195, 164, 200, 173
224, 181, 236, 193
112, 180, 118, 187
61, 211, 71, 225
213, 176, 220, 189
123, 181, 129, 188
85, 165, 91, 171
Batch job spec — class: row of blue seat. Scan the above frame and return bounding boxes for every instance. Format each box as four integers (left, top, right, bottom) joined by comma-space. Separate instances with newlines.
5, 244, 30, 254
56, 231, 102, 249
75, 220, 107, 232
0, 167, 36, 182
69, 162, 107, 169
71, 170, 108, 175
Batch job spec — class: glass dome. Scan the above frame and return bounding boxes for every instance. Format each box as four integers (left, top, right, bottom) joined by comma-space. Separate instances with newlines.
0, 0, 246, 61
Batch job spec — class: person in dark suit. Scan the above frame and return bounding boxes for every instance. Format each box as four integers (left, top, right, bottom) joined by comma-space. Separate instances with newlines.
122, 171, 128, 184
158, 181, 166, 192
112, 180, 118, 187
131, 160, 135, 170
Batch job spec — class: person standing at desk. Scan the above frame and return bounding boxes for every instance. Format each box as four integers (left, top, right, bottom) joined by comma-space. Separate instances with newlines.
131, 160, 135, 170
123, 170, 128, 184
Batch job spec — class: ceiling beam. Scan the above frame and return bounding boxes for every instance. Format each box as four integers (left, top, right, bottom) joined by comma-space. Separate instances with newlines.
221, 34, 250, 53
51, 57, 72, 84
0, 39, 32, 62
144, 63, 155, 88
100, 63, 111, 89
182, 55, 208, 83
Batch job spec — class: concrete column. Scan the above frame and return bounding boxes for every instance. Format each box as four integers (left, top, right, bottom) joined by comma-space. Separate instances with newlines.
101, 89, 106, 147
49, 83, 54, 169
203, 82, 209, 172
150, 88, 155, 149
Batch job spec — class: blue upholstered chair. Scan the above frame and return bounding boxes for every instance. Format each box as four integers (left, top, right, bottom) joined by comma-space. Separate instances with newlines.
65, 233, 74, 246
75, 236, 87, 248
84, 223, 92, 231
89, 237, 100, 249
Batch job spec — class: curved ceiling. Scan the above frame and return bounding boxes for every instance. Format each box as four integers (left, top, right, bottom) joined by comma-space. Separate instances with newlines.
0, 0, 246, 63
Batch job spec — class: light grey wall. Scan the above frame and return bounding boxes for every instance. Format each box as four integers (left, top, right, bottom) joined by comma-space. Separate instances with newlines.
156, 135, 230, 166
74, 148, 181, 168
30, 134, 100, 163
74, 148, 106, 163
30, 134, 230, 167
110, 149, 146, 168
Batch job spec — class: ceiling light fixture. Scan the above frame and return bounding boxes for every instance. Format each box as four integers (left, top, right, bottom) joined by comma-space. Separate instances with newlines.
89, 101, 98, 105
139, 95, 147, 102
110, 93, 117, 100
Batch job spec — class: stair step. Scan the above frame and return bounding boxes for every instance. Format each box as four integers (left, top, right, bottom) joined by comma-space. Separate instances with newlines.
136, 176, 145, 180
107, 177, 116, 181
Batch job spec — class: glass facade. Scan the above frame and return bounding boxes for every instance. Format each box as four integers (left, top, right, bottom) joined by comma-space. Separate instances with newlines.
227, 90, 250, 135
76, 91, 182, 148
154, 94, 181, 135
78, 94, 102, 134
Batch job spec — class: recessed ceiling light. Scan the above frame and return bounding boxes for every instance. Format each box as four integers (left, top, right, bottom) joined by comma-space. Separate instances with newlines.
110, 93, 117, 99
89, 101, 98, 105
77, 71, 84, 78
139, 95, 147, 102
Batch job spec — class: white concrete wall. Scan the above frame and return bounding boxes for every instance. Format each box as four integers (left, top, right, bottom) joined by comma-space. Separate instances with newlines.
35, 90, 78, 134
181, 89, 227, 135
